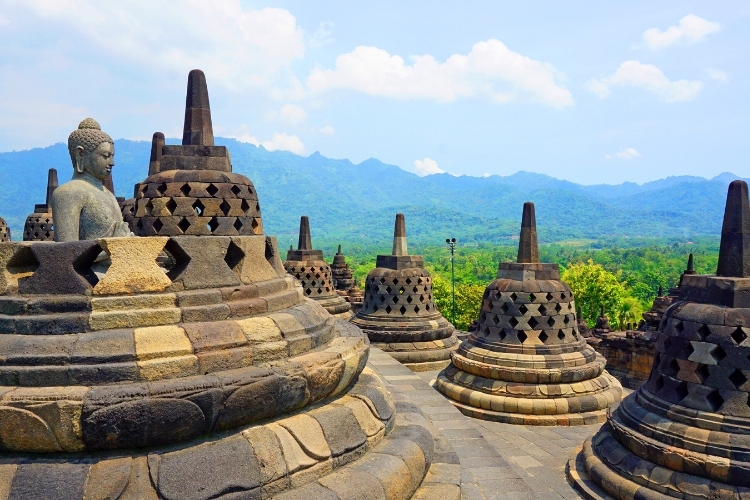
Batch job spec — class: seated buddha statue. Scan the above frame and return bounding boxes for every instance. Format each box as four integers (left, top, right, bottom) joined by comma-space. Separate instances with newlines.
52, 118, 132, 241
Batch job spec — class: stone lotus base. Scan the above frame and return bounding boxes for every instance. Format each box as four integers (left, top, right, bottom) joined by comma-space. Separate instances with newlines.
567, 389, 750, 499
313, 294, 355, 320
354, 314, 460, 371
0, 366, 439, 500
436, 341, 623, 426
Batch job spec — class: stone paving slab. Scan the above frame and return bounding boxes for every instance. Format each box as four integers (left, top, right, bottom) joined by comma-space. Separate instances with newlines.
366, 348, 633, 500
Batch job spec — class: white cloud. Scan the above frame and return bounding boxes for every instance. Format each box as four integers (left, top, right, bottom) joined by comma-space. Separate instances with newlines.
606, 148, 641, 160
319, 125, 335, 136
413, 158, 445, 176
587, 61, 702, 102
309, 21, 334, 48
706, 68, 728, 82
279, 104, 307, 126
4, 1, 305, 92
261, 132, 306, 154
232, 130, 306, 155
642, 14, 720, 50
307, 40, 573, 108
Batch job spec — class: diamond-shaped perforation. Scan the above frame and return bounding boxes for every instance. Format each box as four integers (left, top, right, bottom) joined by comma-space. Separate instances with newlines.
711, 344, 726, 364
518, 304, 528, 315
664, 358, 679, 376
706, 390, 724, 412
399, 305, 407, 315
180, 183, 191, 196
729, 369, 747, 390
558, 330, 566, 340
385, 305, 392, 314
528, 317, 538, 328
547, 317, 555, 327
508, 317, 518, 328
220, 200, 232, 216
192, 199, 205, 216
499, 303, 508, 314
510, 293, 517, 302
538, 304, 547, 316
555, 303, 562, 313
165, 198, 177, 214
157, 183, 168, 195
233, 218, 243, 231
528, 293, 536, 302
695, 364, 710, 383
674, 382, 689, 401
545, 293, 553, 301
177, 218, 190, 233
731, 327, 747, 346
153, 218, 164, 232
231, 185, 242, 196
517, 331, 527, 343
207, 184, 219, 196
538, 331, 548, 343
697, 324, 711, 340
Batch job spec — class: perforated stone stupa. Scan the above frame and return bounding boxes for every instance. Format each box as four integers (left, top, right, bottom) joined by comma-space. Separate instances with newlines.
0, 217, 10, 242
131, 71, 262, 237
0, 69, 443, 500
436, 202, 623, 425
568, 180, 750, 499
284, 216, 353, 320
22, 168, 57, 241
331, 245, 364, 313
352, 214, 459, 371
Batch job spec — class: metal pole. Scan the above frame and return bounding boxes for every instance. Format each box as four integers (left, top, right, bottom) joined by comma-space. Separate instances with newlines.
446, 238, 456, 324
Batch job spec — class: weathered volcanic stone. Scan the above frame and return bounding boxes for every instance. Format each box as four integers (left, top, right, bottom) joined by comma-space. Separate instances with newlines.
436, 202, 622, 425
284, 216, 352, 319
0, 217, 11, 242
19, 240, 100, 295
568, 180, 750, 499
352, 214, 458, 371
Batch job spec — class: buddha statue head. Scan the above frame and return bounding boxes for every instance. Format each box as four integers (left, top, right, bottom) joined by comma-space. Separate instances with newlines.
67, 118, 115, 181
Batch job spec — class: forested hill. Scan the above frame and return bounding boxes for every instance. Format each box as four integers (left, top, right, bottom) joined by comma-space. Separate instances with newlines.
0, 138, 745, 249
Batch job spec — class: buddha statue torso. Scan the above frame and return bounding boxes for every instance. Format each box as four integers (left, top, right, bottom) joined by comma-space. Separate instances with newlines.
52, 118, 131, 242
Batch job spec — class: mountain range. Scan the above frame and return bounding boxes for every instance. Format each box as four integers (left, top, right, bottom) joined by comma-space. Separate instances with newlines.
0, 138, 745, 250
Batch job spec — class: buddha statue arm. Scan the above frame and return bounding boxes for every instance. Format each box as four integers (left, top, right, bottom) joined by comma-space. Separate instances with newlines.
51, 190, 84, 242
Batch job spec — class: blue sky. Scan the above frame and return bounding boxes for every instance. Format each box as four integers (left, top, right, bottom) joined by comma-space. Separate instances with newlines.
0, 1, 747, 184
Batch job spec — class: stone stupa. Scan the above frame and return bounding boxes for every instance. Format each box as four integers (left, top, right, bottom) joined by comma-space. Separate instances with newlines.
568, 180, 750, 499
284, 216, 353, 320
0, 69, 444, 499
351, 214, 459, 371
0, 217, 10, 242
331, 245, 364, 313
22, 167, 57, 241
436, 202, 623, 425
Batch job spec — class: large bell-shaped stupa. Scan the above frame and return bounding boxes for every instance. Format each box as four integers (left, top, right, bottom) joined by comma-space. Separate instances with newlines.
568, 181, 750, 499
0, 69, 444, 499
437, 202, 623, 425
351, 214, 459, 371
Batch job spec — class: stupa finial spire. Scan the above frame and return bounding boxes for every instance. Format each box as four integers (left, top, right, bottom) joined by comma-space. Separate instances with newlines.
687, 253, 694, 272
182, 69, 214, 146
297, 216, 312, 250
45, 168, 58, 207
392, 213, 408, 256
337, 244, 342, 255
716, 180, 750, 278
517, 202, 539, 263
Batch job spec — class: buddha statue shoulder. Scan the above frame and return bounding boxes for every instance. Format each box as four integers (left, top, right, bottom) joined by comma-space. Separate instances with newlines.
52, 118, 132, 241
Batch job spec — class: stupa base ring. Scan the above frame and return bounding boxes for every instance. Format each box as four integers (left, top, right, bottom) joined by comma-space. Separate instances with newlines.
567, 425, 750, 500
436, 372, 621, 426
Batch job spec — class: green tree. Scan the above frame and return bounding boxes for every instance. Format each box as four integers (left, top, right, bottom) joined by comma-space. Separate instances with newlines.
562, 260, 627, 329
431, 274, 485, 330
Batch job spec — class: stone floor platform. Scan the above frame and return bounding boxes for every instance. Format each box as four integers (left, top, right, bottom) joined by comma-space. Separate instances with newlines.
366, 348, 633, 500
